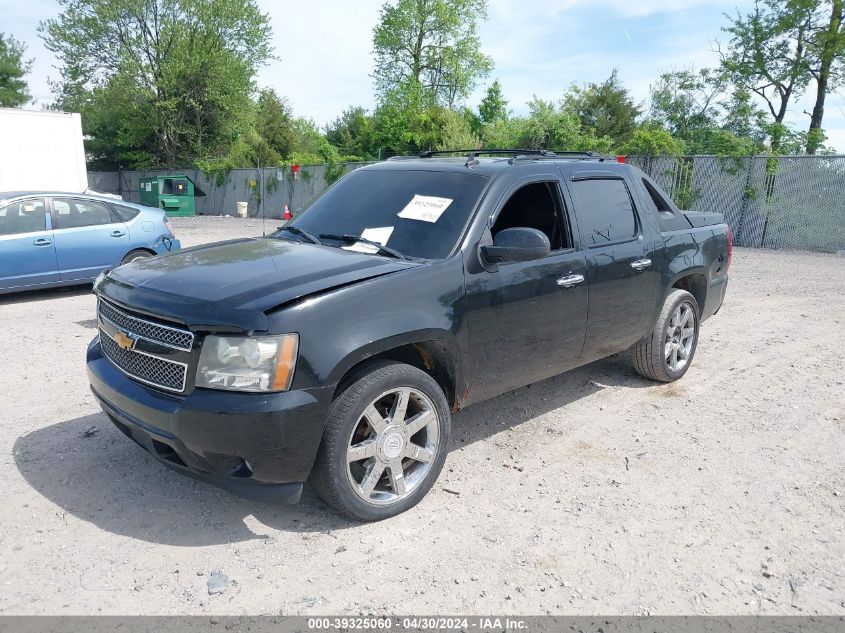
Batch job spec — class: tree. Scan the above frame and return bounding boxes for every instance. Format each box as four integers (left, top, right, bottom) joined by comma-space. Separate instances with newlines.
254, 89, 297, 162
648, 68, 727, 140
372, 0, 493, 108
720, 0, 815, 153
0, 33, 32, 107
435, 108, 481, 149
619, 126, 686, 156
805, 0, 845, 153
563, 69, 641, 143
480, 96, 613, 153
326, 106, 374, 159
478, 79, 508, 125
41, 0, 273, 168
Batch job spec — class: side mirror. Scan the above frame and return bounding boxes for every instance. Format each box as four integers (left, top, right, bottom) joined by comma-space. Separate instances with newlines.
481, 227, 550, 263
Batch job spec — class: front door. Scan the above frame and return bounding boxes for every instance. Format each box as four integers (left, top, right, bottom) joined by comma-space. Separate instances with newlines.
464, 178, 588, 404
50, 197, 130, 281
0, 197, 59, 291
566, 175, 658, 363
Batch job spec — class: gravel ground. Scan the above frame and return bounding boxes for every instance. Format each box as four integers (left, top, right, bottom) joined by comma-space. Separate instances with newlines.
1, 216, 843, 615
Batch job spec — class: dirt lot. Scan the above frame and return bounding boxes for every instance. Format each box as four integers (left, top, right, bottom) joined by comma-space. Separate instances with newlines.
1, 216, 843, 615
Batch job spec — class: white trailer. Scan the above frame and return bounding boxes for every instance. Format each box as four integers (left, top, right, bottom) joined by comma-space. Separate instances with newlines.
0, 108, 88, 193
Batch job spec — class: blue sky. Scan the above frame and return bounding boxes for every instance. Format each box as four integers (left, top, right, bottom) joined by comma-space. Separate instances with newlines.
5, 0, 845, 151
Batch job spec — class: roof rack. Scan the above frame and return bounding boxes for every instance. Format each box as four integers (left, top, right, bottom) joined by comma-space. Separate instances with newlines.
387, 148, 613, 167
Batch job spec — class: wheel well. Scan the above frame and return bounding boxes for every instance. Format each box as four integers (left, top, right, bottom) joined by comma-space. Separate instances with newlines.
333, 341, 458, 409
673, 273, 707, 311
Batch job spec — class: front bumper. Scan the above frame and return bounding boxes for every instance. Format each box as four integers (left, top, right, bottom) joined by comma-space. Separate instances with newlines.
86, 337, 331, 503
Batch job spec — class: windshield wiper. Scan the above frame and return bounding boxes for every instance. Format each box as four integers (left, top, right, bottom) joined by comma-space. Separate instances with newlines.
319, 234, 407, 260
277, 225, 322, 245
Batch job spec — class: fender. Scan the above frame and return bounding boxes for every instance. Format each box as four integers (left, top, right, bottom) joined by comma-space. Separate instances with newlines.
266, 256, 469, 398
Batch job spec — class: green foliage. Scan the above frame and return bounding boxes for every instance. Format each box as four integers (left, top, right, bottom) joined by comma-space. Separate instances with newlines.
720, 0, 815, 152
41, 0, 274, 169
803, 0, 845, 154
435, 108, 481, 150
326, 106, 374, 158
563, 69, 641, 143
478, 79, 508, 125
478, 96, 612, 153
254, 89, 297, 162
0, 33, 32, 107
372, 0, 493, 107
619, 127, 686, 156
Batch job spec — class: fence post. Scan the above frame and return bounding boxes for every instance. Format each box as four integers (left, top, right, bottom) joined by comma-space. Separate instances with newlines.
735, 154, 754, 246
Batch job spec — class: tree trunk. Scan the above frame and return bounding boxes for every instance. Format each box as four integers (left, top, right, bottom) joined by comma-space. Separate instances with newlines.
807, 0, 843, 155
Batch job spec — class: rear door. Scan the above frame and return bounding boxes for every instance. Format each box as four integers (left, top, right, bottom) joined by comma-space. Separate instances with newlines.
50, 197, 130, 281
0, 197, 59, 291
566, 174, 658, 363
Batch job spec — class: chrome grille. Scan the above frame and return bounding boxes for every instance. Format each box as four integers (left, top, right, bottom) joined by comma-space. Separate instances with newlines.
100, 329, 187, 392
98, 299, 194, 351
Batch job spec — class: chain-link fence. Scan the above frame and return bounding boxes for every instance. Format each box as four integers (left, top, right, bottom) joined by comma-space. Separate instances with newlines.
89, 154, 845, 253
88, 163, 374, 220
627, 154, 845, 253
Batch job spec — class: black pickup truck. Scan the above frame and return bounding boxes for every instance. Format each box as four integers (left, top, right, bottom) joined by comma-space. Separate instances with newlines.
87, 150, 730, 521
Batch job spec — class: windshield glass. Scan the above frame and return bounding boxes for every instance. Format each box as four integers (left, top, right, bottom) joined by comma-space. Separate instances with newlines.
283, 169, 489, 260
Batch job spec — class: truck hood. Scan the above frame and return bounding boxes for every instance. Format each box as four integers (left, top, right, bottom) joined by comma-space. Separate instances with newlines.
98, 237, 419, 332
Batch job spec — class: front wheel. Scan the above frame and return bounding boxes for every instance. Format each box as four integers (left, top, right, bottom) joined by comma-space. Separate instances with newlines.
631, 289, 700, 382
310, 362, 451, 521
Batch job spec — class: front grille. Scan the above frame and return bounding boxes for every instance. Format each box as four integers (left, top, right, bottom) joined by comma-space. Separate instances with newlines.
98, 299, 194, 351
100, 329, 188, 392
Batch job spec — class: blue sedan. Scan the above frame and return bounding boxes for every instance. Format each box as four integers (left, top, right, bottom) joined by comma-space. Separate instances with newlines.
0, 191, 181, 294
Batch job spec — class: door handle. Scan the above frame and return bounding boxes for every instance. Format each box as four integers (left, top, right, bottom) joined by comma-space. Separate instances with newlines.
631, 258, 652, 271
556, 273, 585, 288
33, 238, 52, 247
110, 230, 127, 238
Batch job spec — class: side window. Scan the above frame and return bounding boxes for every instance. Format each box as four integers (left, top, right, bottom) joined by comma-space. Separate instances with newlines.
0, 199, 47, 236
111, 203, 140, 221
53, 198, 117, 229
640, 177, 689, 232
491, 182, 570, 251
570, 179, 638, 246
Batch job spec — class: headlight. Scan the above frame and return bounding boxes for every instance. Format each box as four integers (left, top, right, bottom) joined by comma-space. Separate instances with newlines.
196, 333, 298, 393
93, 271, 107, 291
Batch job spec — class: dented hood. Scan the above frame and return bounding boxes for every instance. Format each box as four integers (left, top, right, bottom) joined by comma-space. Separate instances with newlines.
98, 237, 419, 332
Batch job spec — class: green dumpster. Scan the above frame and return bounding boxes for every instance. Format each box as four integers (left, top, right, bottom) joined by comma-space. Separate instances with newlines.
139, 175, 205, 216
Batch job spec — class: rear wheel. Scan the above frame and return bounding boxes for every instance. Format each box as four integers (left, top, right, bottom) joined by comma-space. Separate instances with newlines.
632, 289, 700, 382
121, 249, 152, 265
310, 362, 451, 521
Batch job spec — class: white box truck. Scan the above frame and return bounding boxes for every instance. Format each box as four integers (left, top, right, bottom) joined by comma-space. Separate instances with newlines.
0, 108, 88, 192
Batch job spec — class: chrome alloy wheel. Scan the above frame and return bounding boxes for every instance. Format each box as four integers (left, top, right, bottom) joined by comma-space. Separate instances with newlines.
346, 387, 440, 505
665, 301, 696, 372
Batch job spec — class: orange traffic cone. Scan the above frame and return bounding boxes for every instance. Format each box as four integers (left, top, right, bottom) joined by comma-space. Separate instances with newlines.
283, 202, 292, 221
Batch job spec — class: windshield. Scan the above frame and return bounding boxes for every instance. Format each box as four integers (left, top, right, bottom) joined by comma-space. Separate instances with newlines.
283, 169, 489, 260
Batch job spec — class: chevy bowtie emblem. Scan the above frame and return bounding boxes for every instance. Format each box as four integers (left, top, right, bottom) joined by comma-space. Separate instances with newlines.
114, 330, 135, 351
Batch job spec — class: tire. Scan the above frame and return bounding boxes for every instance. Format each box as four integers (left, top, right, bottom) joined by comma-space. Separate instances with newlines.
310, 361, 451, 521
632, 289, 700, 382
121, 249, 152, 265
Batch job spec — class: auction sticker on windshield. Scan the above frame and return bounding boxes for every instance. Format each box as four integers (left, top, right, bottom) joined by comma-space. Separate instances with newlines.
397, 194, 453, 223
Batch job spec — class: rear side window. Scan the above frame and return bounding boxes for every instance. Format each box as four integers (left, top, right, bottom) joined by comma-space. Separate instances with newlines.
53, 198, 117, 229
570, 179, 638, 246
640, 177, 690, 232
111, 203, 141, 221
